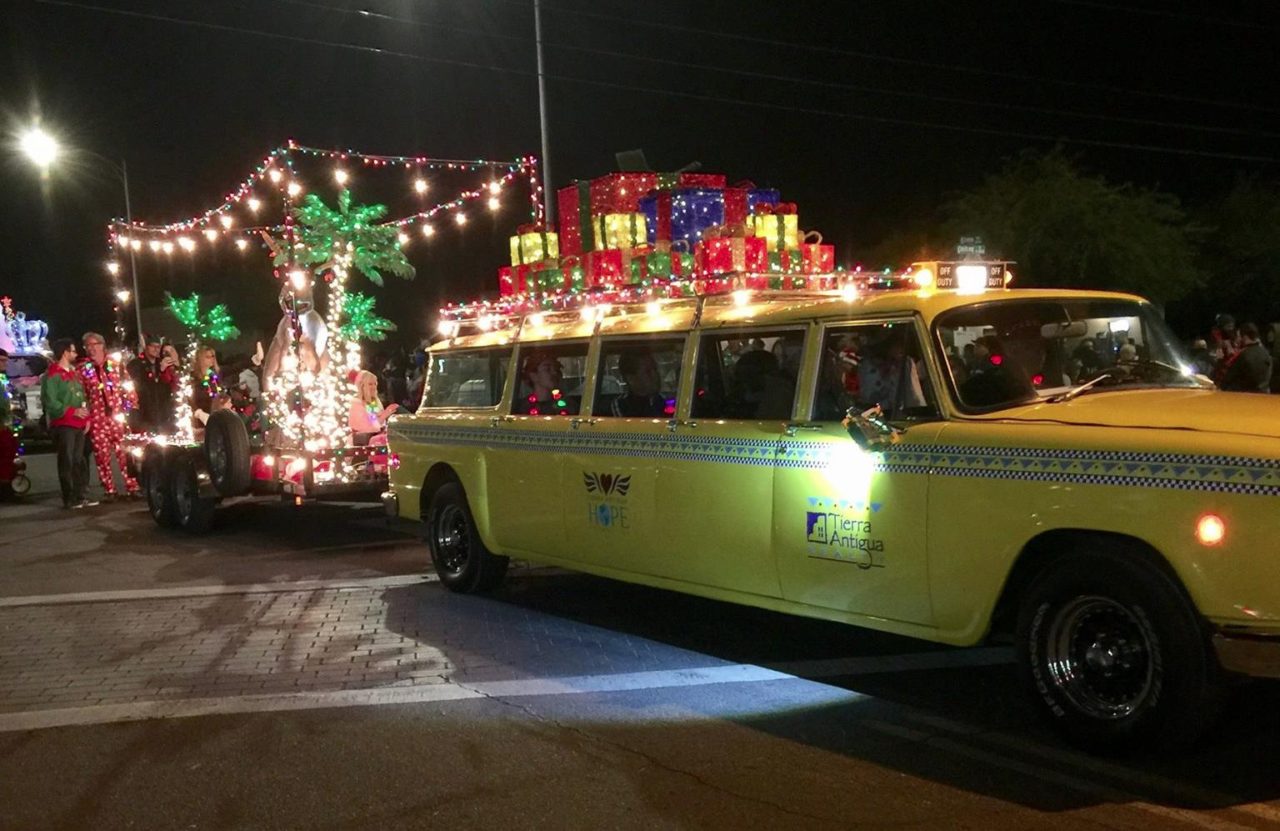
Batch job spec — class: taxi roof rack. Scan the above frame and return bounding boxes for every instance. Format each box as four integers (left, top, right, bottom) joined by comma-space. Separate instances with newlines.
436, 262, 1015, 339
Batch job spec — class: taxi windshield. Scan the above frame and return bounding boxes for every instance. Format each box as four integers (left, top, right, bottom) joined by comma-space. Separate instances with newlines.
935, 298, 1200, 411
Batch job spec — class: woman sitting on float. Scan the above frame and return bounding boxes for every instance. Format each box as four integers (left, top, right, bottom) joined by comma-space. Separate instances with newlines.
349, 369, 399, 446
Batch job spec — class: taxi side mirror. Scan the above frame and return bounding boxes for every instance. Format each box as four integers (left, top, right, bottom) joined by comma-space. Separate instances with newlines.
842, 405, 904, 451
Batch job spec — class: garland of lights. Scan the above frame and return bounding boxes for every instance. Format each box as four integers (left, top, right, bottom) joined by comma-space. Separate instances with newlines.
104, 140, 540, 267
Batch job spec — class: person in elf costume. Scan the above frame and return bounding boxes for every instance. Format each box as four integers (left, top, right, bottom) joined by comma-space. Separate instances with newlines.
79, 331, 139, 499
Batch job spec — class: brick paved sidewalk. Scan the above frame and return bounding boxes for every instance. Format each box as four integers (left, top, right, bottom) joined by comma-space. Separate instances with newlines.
0, 578, 679, 715
0, 585, 456, 712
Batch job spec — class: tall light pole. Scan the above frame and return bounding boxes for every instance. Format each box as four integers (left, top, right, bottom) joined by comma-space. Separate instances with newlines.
534, 0, 554, 229
17, 126, 144, 348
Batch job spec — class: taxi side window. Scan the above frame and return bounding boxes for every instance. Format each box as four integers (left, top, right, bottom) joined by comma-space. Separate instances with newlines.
512, 343, 589, 416
692, 330, 804, 420
813, 321, 938, 422
594, 337, 684, 418
423, 348, 511, 408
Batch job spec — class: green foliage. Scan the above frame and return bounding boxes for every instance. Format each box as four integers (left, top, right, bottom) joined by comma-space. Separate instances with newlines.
1191, 177, 1280, 321
273, 189, 415, 286
942, 148, 1200, 304
165, 293, 240, 341
338, 292, 397, 342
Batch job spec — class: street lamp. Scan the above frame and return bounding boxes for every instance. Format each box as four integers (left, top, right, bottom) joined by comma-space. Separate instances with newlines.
17, 125, 144, 349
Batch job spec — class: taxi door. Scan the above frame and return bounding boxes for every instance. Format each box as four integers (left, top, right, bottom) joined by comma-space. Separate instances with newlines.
485, 340, 591, 558
560, 333, 689, 573
648, 326, 808, 598
770, 318, 940, 626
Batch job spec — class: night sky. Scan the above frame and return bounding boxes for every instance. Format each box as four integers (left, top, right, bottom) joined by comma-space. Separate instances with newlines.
3, 0, 1277, 349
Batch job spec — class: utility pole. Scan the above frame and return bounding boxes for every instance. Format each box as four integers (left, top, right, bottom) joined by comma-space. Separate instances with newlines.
534, 0, 554, 229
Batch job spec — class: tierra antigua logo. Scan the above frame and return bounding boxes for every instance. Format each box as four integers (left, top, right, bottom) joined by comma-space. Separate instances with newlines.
583, 472, 631, 497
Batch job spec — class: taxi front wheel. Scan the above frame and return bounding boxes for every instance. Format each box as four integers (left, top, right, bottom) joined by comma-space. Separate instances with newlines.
426, 481, 509, 594
1015, 547, 1225, 753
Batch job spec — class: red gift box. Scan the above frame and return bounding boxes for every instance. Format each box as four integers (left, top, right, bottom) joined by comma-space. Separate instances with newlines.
584, 249, 624, 287
557, 185, 586, 256
695, 233, 767, 276
589, 172, 658, 216
498, 263, 534, 296
800, 230, 834, 273
723, 187, 748, 226
678, 173, 727, 189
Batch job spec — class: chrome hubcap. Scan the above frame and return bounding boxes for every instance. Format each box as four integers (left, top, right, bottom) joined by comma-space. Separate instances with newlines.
1045, 595, 1154, 720
433, 504, 470, 575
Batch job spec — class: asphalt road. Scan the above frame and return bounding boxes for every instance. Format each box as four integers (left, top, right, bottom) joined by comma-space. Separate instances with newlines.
3, 453, 1280, 830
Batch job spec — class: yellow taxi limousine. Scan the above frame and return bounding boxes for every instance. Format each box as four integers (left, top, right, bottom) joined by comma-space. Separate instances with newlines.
384, 263, 1280, 750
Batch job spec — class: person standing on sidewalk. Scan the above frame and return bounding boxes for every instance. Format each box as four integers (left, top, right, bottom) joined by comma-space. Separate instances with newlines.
0, 348, 18, 500
41, 338, 96, 509
79, 332, 139, 499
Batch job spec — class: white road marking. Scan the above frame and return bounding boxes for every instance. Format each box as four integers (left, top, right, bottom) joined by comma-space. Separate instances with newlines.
0, 574, 435, 608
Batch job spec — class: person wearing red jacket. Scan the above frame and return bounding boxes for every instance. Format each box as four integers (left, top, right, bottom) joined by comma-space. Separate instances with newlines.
79, 331, 139, 499
41, 338, 94, 509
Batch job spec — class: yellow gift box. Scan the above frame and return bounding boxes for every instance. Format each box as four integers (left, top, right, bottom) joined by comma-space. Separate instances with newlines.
592, 212, 648, 251
747, 211, 799, 251
509, 227, 560, 266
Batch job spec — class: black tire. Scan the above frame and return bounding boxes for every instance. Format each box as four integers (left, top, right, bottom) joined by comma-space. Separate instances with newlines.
142, 449, 179, 529
426, 481, 508, 593
1015, 544, 1225, 752
204, 409, 252, 497
170, 453, 217, 535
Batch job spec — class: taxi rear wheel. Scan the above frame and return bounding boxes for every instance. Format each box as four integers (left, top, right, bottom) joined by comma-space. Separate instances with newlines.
1015, 547, 1224, 753
426, 481, 508, 593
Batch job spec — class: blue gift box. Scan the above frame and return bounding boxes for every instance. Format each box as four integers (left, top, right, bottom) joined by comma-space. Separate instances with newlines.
639, 188, 725, 246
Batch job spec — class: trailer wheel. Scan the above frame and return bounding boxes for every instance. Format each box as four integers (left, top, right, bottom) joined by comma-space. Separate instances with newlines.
142, 448, 178, 529
204, 409, 252, 497
426, 481, 508, 593
170, 453, 216, 535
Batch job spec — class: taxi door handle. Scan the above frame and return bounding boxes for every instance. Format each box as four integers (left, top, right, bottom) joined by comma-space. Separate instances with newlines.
784, 421, 825, 437
570, 417, 598, 430
490, 415, 516, 427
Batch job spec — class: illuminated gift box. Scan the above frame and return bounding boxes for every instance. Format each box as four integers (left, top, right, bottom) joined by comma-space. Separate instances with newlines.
640, 188, 726, 246
724, 186, 782, 226
592, 213, 648, 250
800, 239, 835, 273
498, 263, 533, 297
748, 203, 800, 251
588, 172, 658, 216
644, 248, 694, 281
767, 249, 803, 273
530, 261, 566, 293
695, 233, 767, 276
657, 172, 726, 189
557, 182, 593, 256
509, 224, 559, 266
584, 248, 623, 287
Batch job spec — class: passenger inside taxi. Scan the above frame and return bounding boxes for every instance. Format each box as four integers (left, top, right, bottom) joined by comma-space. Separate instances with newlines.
611, 351, 669, 417
515, 350, 578, 415
958, 334, 1034, 408
856, 328, 926, 419
729, 349, 795, 420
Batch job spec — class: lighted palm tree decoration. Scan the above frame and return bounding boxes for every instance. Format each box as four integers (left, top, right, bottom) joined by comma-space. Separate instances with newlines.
266, 189, 414, 460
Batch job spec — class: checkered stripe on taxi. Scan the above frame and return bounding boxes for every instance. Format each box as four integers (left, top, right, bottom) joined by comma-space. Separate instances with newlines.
390, 424, 1280, 495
